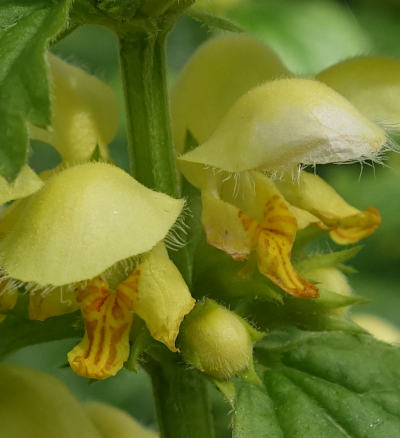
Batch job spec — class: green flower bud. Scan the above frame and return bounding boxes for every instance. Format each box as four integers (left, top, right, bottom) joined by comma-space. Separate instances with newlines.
0, 364, 101, 438
179, 299, 262, 380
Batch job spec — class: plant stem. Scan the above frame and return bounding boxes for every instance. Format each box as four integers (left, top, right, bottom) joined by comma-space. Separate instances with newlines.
144, 353, 215, 438
119, 31, 180, 197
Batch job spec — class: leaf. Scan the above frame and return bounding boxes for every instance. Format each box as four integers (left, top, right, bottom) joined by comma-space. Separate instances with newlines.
186, 8, 244, 33
0, 0, 71, 181
0, 297, 82, 358
296, 246, 362, 273
233, 328, 400, 438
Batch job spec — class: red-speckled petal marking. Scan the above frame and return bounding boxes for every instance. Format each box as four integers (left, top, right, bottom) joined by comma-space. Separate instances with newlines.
68, 273, 140, 379
240, 195, 318, 298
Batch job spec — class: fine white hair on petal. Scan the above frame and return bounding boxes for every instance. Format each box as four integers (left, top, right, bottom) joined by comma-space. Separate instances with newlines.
165, 199, 191, 252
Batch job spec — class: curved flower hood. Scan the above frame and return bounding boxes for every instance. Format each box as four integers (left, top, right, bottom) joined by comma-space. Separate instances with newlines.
0, 162, 184, 286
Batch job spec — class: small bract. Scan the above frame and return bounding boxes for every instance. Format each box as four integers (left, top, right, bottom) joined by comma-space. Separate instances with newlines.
179, 78, 386, 173
0, 162, 184, 286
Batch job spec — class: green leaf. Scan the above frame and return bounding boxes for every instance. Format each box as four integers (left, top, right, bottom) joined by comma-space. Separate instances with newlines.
233, 328, 400, 437
296, 246, 362, 273
0, 297, 82, 358
186, 8, 244, 33
0, 0, 71, 181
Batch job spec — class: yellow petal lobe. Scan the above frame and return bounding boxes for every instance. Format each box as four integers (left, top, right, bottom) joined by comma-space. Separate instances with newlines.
317, 56, 400, 126
275, 171, 380, 244
171, 35, 290, 152
179, 78, 386, 173
202, 188, 317, 298
68, 277, 137, 379
0, 166, 43, 206
254, 195, 318, 298
133, 244, 195, 352
30, 54, 119, 163
202, 192, 256, 261
29, 287, 79, 321
327, 206, 380, 245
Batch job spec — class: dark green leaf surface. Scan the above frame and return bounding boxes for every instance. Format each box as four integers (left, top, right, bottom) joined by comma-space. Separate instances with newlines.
0, 0, 70, 180
233, 329, 400, 438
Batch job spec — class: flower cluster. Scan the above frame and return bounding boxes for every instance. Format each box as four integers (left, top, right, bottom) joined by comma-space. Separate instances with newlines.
0, 34, 398, 381
0, 55, 194, 379
174, 35, 395, 299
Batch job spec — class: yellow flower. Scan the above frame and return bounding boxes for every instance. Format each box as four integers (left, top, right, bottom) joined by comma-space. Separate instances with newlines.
175, 35, 386, 298
83, 402, 158, 438
29, 53, 119, 163
0, 163, 194, 379
171, 35, 291, 154
274, 170, 381, 244
317, 56, 400, 129
0, 364, 102, 437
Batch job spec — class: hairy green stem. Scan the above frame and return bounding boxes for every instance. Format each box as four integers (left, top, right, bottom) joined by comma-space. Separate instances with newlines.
119, 32, 180, 197
144, 354, 215, 438
118, 24, 214, 438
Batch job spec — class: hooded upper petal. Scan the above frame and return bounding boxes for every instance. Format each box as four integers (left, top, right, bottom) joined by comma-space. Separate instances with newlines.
317, 56, 400, 127
0, 163, 184, 286
179, 78, 386, 173
171, 35, 290, 152
30, 54, 119, 162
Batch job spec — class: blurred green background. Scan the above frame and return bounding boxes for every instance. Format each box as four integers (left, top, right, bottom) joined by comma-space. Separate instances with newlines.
4, 0, 400, 433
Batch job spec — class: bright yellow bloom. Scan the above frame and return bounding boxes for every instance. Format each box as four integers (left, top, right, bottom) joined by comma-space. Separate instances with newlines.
30, 53, 119, 163
83, 402, 158, 438
180, 78, 385, 173
175, 35, 385, 299
0, 165, 43, 206
0, 364, 101, 437
274, 170, 381, 244
171, 35, 291, 153
0, 163, 194, 379
317, 56, 400, 128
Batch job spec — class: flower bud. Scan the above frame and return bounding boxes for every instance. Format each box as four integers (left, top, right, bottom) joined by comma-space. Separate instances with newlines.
180, 299, 262, 379
317, 56, 400, 126
171, 35, 290, 152
0, 162, 184, 286
305, 266, 351, 297
83, 402, 158, 438
0, 364, 101, 438
179, 78, 386, 173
